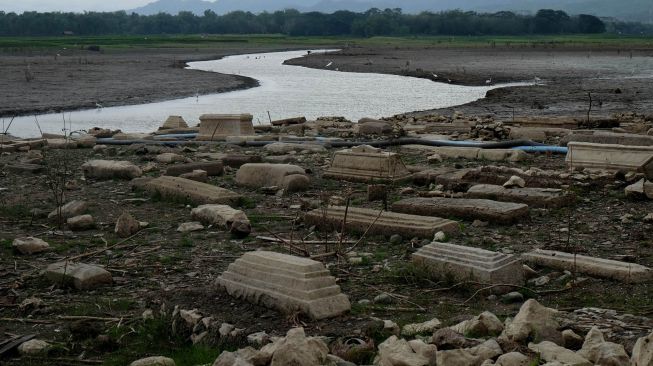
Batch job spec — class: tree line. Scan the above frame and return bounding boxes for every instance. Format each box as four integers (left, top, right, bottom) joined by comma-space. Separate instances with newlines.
0, 8, 613, 37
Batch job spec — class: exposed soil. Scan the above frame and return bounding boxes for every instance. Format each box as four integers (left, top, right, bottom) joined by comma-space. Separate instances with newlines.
1, 141, 652, 364
285, 46, 653, 120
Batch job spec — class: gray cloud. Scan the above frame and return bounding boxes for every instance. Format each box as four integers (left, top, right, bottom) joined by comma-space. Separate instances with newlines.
0, 0, 155, 12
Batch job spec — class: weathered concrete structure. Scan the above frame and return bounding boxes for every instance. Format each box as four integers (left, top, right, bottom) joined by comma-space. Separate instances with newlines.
561, 131, 653, 147
161, 115, 189, 130
133, 176, 241, 206
196, 114, 255, 141
235, 163, 310, 192
466, 184, 573, 208
412, 242, 524, 285
323, 145, 412, 183
45, 262, 112, 290
523, 249, 652, 283
566, 142, 653, 176
392, 197, 529, 224
81, 160, 142, 180
164, 161, 224, 177
217, 251, 351, 320
305, 206, 459, 239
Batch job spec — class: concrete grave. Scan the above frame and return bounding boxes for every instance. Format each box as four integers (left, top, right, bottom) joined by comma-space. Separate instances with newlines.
82, 160, 142, 180
133, 176, 241, 206
236, 163, 310, 192
161, 115, 189, 130
566, 142, 653, 175
412, 242, 524, 285
45, 262, 112, 290
304, 206, 459, 239
194, 153, 263, 168
323, 145, 412, 183
466, 184, 572, 208
164, 161, 224, 177
523, 249, 652, 283
196, 114, 254, 141
48, 200, 89, 221
217, 251, 351, 320
392, 197, 529, 224
561, 130, 653, 147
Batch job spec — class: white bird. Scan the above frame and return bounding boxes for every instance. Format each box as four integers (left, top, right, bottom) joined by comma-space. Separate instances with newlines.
432, 73, 438, 78
534, 76, 541, 82
326, 61, 333, 67
485, 78, 492, 84
335, 68, 339, 71
95, 103, 103, 109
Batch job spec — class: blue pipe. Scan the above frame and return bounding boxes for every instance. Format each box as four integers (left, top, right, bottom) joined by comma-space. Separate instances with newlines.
153, 133, 198, 139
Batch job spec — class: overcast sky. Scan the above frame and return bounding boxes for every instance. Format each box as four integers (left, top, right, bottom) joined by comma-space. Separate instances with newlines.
0, 0, 158, 12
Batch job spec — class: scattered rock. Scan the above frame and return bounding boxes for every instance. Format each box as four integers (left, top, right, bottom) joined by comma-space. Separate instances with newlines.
375, 336, 437, 366
177, 222, 205, 233
577, 327, 629, 366
12, 237, 50, 254
632, 330, 653, 366
48, 200, 89, 222
374, 293, 394, 305
269, 327, 329, 366
528, 341, 591, 366
500, 291, 524, 304
495, 352, 531, 366
179, 169, 208, 183
503, 175, 526, 188
67, 214, 95, 231
562, 329, 584, 350
433, 231, 446, 242
432, 328, 479, 350
82, 160, 142, 180
115, 212, 140, 238
45, 262, 112, 290
501, 299, 562, 345
449, 311, 504, 337
402, 318, 442, 337
155, 153, 186, 164
129, 356, 176, 366
191, 204, 251, 237
17, 339, 50, 355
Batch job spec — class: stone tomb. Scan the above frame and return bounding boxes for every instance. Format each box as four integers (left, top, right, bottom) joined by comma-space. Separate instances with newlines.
304, 206, 459, 239
133, 176, 241, 206
217, 251, 350, 320
161, 115, 189, 130
323, 145, 412, 183
196, 114, 255, 141
466, 184, 572, 208
412, 242, 524, 285
523, 249, 652, 283
566, 142, 653, 176
164, 161, 224, 177
392, 197, 529, 224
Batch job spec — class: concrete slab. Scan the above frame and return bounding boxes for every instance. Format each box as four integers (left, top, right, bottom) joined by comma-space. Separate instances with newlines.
323, 145, 412, 183
45, 262, 112, 290
566, 142, 653, 174
523, 249, 652, 283
217, 251, 351, 320
466, 184, 573, 208
196, 114, 254, 141
133, 176, 241, 206
236, 163, 310, 192
412, 242, 523, 285
304, 206, 459, 239
561, 131, 653, 147
164, 161, 224, 177
82, 160, 142, 180
392, 197, 529, 224
4, 163, 43, 174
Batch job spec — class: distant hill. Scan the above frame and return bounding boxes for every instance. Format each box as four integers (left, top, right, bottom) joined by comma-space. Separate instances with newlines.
128, 0, 653, 23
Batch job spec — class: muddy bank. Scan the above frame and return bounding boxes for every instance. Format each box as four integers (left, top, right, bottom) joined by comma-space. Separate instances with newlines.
0, 46, 306, 118
286, 46, 653, 120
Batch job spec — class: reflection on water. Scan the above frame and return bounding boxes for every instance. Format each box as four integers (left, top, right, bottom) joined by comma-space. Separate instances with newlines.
8, 50, 520, 138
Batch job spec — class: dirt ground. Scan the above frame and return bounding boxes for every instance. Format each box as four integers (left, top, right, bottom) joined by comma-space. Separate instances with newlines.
1, 140, 652, 364
286, 46, 653, 120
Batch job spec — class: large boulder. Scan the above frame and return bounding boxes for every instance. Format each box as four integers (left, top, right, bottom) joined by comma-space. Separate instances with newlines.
81, 160, 142, 180
45, 262, 112, 290
577, 327, 629, 366
48, 200, 89, 222
191, 204, 251, 237
67, 214, 95, 231
17, 339, 50, 355
269, 328, 329, 366
528, 341, 591, 366
495, 352, 531, 366
235, 163, 310, 192
450, 311, 504, 338
501, 299, 562, 345
12, 237, 50, 255
632, 330, 653, 366
129, 356, 176, 366
374, 336, 437, 366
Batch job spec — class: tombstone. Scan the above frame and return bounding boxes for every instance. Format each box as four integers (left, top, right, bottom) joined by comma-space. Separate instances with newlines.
217, 251, 351, 320
82, 160, 142, 180
164, 161, 224, 177
132, 176, 241, 206
523, 249, 652, 283
196, 114, 255, 141
561, 131, 653, 147
304, 206, 459, 239
412, 242, 523, 285
392, 197, 529, 224
160, 115, 189, 130
566, 142, 653, 174
466, 184, 573, 208
323, 145, 412, 183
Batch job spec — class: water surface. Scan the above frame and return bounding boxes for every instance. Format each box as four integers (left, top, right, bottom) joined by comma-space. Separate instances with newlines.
7, 50, 521, 138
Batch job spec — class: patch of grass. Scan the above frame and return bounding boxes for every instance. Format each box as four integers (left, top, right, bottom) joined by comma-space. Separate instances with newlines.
0, 204, 31, 219
238, 196, 257, 209
180, 235, 194, 248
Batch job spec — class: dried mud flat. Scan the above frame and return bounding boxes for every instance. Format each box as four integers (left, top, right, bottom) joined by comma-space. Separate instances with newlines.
0, 138, 652, 364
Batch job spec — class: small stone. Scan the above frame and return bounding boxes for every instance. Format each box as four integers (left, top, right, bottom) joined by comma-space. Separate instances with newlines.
129, 356, 176, 366
142, 309, 154, 320
348, 257, 363, 265
176, 222, 204, 233
389, 234, 403, 245
12, 237, 50, 255
67, 214, 95, 231
17, 339, 50, 355
433, 231, 447, 242
562, 329, 584, 350
45, 262, 112, 290
529, 275, 550, 287
504, 175, 526, 188
472, 219, 489, 227
247, 331, 270, 347
427, 154, 443, 163
644, 213, 653, 223
358, 299, 371, 305
399, 187, 415, 195
501, 291, 524, 304
179, 169, 208, 183
219, 323, 236, 337
115, 212, 140, 238
374, 293, 394, 305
